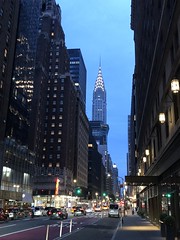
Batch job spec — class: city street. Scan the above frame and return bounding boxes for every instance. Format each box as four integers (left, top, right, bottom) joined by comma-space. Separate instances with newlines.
0, 211, 110, 240
0, 211, 163, 240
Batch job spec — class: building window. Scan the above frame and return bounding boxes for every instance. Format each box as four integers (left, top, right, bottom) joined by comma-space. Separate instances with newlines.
58, 138, 61, 143
4, 49, 8, 58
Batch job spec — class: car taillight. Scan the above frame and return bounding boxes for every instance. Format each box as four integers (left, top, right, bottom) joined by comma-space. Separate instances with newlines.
58, 211, 62, 215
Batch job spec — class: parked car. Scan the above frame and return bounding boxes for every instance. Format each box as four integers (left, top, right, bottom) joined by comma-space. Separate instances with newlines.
0, 208, 8, 221
108, 203, 120, 218
49, 208, 68, 220
74, 207, 86, 216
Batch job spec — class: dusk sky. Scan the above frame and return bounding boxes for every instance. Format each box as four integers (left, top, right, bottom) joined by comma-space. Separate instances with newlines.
58, 0, 135, 179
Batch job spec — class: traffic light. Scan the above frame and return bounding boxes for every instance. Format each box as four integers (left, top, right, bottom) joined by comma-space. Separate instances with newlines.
165, 193, 171, 198
75, 187, 82, 195
103, 192, 106, 197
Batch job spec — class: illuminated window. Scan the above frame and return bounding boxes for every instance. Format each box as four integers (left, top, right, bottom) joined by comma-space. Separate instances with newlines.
4, 49, 7, 58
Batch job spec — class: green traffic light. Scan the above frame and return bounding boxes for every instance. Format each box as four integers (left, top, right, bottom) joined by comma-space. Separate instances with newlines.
103, 192, 106, 196
76, 188, 81, 195
166, 193, 171, 198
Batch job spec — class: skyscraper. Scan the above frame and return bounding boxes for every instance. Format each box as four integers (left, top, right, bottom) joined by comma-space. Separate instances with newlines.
91, 65, 109, 162
91, 64, 112, 195
68, 48, 87, 109
92, 65, 107, 124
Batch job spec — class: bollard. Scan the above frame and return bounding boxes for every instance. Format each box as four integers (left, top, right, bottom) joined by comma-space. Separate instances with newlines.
59, 221, 63, 238
69, 219, 72, 233
45, 225, 49, 240
120, 217, 123, 228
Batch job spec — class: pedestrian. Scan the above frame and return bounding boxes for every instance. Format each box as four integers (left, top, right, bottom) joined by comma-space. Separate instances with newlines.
132, 208, 134, 215
31, 209, 34, 218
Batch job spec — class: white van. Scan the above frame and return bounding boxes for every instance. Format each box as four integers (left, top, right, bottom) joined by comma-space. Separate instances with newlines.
108, 203, 120, 218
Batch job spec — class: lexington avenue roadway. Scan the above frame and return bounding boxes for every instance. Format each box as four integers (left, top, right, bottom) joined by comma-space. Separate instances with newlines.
0, 211, 122, 240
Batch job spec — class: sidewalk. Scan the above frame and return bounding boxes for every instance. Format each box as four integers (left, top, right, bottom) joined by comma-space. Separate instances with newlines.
113, 213, 163, 240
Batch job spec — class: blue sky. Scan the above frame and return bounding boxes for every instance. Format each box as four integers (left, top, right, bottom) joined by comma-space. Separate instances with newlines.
58, 0, 134, 178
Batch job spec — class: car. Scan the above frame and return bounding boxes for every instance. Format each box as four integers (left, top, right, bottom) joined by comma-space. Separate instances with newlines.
85, 207, 94, 213
49, 208, 68, 220
71, 206, 77, 213
74, 207, 86, 216
108, 203, 120, 218
0, 208, 8, 221
5, 208, 25, 220
33, 207, 43, 217
43, 207, 54, 216
102, 205, 109, 211
94, 205, 102, 212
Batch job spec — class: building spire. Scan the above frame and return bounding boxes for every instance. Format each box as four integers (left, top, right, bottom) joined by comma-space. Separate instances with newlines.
92, 62, 107, 123
94, 63, 105, 92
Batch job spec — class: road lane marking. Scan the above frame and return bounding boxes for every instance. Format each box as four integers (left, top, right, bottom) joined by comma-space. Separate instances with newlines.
0, 225, 44, 238
0, 224, 16, 229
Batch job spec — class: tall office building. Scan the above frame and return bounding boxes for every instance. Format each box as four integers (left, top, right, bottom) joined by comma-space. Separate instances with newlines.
91, 65, 109, 161
0, 0, 37, 206
91, 64, 112, 195
30, 0, 89, 205
0, 0, 21, 207
68, 49, 89, 191
127, 0, 180, 230
68, 49, 87, 109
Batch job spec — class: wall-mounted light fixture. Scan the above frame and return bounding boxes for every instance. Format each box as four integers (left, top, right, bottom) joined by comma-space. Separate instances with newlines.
143, 157, 147, 163
171, 78, 179, 93
159, 112, 165, 124
145, 149, 149, 156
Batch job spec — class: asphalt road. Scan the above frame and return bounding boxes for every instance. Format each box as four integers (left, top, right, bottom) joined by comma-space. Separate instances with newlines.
0, 211, 121, 240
